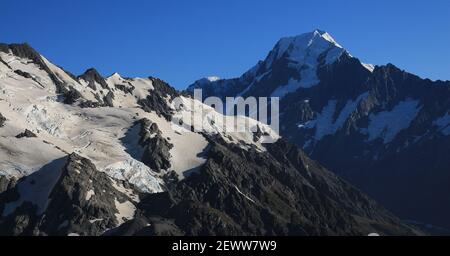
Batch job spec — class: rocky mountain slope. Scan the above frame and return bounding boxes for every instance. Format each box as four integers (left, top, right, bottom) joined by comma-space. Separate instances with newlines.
0, 42, 419, 235
187, 30, 450, 230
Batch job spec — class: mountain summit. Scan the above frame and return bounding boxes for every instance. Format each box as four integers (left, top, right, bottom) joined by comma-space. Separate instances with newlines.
273, 29, 344, 60
267, 30, 348, 96
187, 30, 361, 99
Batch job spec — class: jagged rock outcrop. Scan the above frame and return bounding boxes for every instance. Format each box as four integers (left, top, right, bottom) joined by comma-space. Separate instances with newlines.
138, 118, 173, 172
15, 129, 37, 138
0, 113, 5, 127
13, 69, 33, 79
0, 154, 139, 236
252, 125, 269, 143
62, 86, 82, 104
115, 83, 135, 94
103, 91, 115, 107
138, 78, 179, 120
78, 68, 109, 90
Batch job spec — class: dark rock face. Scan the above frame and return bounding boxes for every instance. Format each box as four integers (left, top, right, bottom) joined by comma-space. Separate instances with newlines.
13, 69, 46, 88
126, 137, 418, 236
77, 91, 115, 108
0, 113, 5, 127
62, 86, 83, 104
0, 43, 70, 93
138, 119, 173, 172
15, 129, 37, 138
0, 154, 139, 236
0, 57, 11, 70
79, 100, 103, 108
115, 83, 134, 94
252, 125, 269, 143
103, 91, 115, 107
187, 34, 450, 229
13, 69, 33, 79
138, 77, 179, 121
150, 77, 179, 99
78, 68, 109, 90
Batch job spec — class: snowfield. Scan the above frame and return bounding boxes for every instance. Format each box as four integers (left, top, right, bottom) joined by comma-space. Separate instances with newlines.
364, 99, 421, 143
0, 48, 280, 209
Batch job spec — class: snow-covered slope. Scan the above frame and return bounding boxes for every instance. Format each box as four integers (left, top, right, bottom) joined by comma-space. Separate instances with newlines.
0, 43, 278, 198
0, 43, 283, 235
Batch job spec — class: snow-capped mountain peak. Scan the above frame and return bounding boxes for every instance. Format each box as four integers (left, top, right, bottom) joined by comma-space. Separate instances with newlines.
109, 72, 123, 79
187, 30, 352, 98
274, 29, 344, 61
261, 30, 349, 96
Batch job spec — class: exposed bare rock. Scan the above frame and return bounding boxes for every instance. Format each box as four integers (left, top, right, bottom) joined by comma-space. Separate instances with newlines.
138, 118, 173, 172
78, 68, 109, 90
15, 129, 37, 138
0, 113, 5, 127
138, 78, 179, 120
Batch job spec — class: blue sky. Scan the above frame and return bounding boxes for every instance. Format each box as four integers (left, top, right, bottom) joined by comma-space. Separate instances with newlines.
2, 0, 449, 89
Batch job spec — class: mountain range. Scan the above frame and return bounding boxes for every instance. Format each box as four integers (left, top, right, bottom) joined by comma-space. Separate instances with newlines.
0, 29, 445, 235
187, 29, 450, 231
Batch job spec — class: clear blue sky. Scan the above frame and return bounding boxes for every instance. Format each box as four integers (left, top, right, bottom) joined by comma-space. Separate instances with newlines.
2, 0, 449, 89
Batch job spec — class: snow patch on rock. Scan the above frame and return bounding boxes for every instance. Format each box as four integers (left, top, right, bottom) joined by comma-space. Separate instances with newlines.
364, 99, 421, 143
434, 112, 450, 135
300, 92, 369, 141
362, 63, 375, 72
114, 197, 136, 225
85, 189, 95, 201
